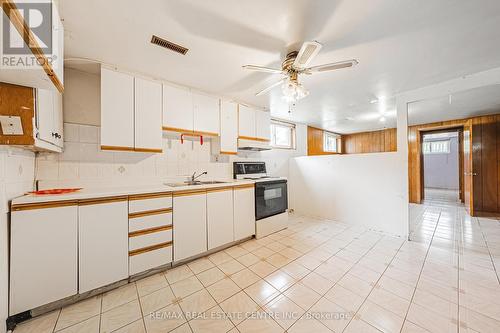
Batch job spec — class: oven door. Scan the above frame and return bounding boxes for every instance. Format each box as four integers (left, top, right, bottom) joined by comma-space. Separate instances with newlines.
255, 180, 288, 220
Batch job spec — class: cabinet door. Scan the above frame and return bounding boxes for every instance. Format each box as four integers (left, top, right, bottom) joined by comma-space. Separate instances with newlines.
207, 189, 234, 250
193, 93, 220, 135
79, 200, 129, 293
234, 186, 255, 240
135, 77, 163, 152
52, 92, 64, 147
36, 89, 55, 144
238, 105, 256, 138
10, 205, 78, 315
255, 111, 271, 141
220, 101, 238, 154
101, 68, 135, 149
173, 192, 207, 261
162, 84, 193, 132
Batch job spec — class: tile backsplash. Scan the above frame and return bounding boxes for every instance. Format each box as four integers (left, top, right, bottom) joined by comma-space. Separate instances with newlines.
36, 123, 306, 190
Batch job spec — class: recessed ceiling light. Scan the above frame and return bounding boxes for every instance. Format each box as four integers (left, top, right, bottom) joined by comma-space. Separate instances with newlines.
369, 99, 378, 104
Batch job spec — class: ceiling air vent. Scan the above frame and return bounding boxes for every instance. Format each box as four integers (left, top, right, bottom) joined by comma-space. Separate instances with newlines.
150, 35, 188, 55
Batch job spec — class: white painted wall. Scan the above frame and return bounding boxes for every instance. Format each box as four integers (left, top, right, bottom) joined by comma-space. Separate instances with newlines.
0, 148, 35, 332
423, 137, 459, 190
289, 152, 407, 236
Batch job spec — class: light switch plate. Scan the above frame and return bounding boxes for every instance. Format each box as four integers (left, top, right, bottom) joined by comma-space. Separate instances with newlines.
0, 116, 23, 135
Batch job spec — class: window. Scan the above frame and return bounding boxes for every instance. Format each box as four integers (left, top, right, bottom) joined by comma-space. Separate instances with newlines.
270, 120, 296, 149
323, 131, 338, 152
423, 140, 450, 154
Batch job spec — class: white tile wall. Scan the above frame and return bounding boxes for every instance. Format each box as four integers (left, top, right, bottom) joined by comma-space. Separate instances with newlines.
36, 123, 307, 190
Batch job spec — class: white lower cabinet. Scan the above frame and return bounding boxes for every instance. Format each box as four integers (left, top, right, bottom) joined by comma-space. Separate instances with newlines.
233, 185, 256, 240
173, 191, 207, 261
78, 199, 129, 293
207, 188, 234, 250
9, 205, 78, 315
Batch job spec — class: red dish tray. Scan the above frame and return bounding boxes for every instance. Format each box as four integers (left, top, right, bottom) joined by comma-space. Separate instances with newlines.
28, 188, 82, 195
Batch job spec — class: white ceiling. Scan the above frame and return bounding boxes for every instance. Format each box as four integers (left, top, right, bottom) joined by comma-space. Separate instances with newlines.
59, 0, 500, 134
408, 84, 500, 126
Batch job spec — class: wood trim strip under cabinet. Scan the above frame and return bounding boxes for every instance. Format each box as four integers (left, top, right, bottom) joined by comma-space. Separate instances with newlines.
1, 0, 64, 93
129, 192, 172, 201
238, 136, 270, 142
11, 200, 79, 211
129, 241, 173, 256
134, 147, 163, 153
78, 196, 128, 206
233, 184, 255, 190
173, 189, 207, 197
192, 130, 219, 137
129, 208, 172, 219
129, 225, 172, 237
162, 126, 192, 133
220, 151, 238, 155
101, 145, 135, 152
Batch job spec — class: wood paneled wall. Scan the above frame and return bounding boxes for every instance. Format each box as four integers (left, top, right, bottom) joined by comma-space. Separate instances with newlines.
307, 126, 341, 156
0, 82, 35, 145
341, 128, 397, 154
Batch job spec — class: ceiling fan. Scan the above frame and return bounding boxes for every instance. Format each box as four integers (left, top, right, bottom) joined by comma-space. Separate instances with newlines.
243, 41, 358, 103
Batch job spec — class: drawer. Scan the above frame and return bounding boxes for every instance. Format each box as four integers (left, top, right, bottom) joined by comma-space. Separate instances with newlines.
129, 194, 172, 213
129, 212, 172, 232
129, 229, 172, 251
129, 245, 172, 275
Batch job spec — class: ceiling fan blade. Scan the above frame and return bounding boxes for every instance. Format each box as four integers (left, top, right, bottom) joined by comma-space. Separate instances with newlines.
242, 65, 284, 74
293, 41, 323, 69
302, 59, 359, 74
256, 78, 286, 96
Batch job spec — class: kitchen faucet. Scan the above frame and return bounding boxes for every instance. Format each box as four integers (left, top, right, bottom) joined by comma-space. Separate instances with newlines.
191, 171, 207, 182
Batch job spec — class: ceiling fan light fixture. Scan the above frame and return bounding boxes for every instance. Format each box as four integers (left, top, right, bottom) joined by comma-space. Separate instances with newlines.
281, 79, 309, 103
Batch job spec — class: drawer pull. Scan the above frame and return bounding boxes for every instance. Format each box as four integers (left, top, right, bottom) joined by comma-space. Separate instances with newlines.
129, 208, 172, 218
129, 225, 172, 237
129, 241, 173, 256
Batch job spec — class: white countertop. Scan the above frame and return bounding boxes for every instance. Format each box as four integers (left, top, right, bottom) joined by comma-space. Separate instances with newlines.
11, 179, 256, 206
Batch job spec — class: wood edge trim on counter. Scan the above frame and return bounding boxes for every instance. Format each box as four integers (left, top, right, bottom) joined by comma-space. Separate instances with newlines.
173, 189, 207, 197
11, 200, 79, 211
129, 225, 172, 237
129, 208, 172, 218
162, 126, 192, 133
129, 192, 172, 200
238, 136, 270, 142
206, 186, 234, 193
100, 145, 135, 152
233, 184, 255, 190
134, 147, 163, 153
78, 196, 128, 206
2, 0, 64, 93
220, 151, 238, 155
129, 241, 173, 256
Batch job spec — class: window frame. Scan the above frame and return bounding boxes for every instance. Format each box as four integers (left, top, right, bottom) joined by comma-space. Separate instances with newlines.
270, 120, 296, 150
323, 131, 339, 153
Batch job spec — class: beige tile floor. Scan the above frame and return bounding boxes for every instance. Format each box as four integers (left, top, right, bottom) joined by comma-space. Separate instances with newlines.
13, 194, 500, 333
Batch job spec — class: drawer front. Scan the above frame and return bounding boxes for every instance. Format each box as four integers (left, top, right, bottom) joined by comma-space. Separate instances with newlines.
129, 195, 172, 213
129, 229, 172, 251
129, 212, 172, 232
129, 246, 172, 275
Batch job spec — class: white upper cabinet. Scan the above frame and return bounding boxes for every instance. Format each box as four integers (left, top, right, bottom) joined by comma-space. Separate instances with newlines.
36, 89, 63, 148
220, 101, 238, 154
255, 111, 271, 141
135, 77, 163, 152
238, 105, 256, 138
193, 93, 220, 135
163, 84, 193, 132
100, 68, 135, 150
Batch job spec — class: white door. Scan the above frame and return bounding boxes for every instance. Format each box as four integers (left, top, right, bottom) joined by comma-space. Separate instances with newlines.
207, 189, 234, 250
101, 68, 135, 149
135, 77, 163, 152
52, 92, 64, 147
36, 89, 55, 144
255, 111, 271, 141
193, 92, 220, 135
220, 101, 238, 154
234, 187, 256, 240
10, 206, 78, 315
162, 84, 193, 132
173, 192, 207, 261
238, 105, 256, 138
79, 200, 129, 293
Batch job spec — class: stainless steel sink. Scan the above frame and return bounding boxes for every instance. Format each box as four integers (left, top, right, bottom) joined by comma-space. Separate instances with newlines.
165, 181, 228, 187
